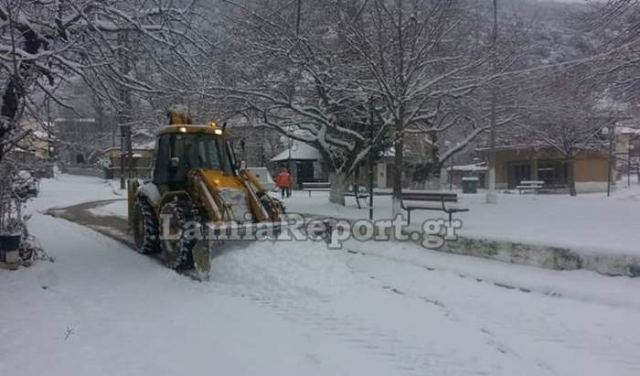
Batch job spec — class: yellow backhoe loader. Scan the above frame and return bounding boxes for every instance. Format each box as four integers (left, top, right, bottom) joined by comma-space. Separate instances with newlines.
127, 110, 285, 277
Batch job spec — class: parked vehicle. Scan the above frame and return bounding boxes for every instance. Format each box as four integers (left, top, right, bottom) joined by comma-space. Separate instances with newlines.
12, 170, 38, 200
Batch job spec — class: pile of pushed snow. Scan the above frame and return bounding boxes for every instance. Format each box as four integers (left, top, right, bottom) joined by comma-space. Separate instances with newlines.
210, 240, 359, 298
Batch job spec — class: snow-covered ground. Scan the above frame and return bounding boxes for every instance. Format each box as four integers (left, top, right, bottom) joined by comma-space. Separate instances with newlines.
1, 174, 640, 376
284, 181, 640, 256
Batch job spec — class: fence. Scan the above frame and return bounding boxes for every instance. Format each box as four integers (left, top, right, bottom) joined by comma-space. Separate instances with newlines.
105, 166, 152, 180
63, 165, 104, 178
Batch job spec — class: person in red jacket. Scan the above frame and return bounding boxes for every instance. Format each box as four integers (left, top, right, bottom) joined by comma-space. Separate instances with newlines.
276, 168, 294, 199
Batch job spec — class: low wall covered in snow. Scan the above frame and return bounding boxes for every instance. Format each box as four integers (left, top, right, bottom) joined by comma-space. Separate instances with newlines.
438, 235, 640, 278
305, 213, 640, 278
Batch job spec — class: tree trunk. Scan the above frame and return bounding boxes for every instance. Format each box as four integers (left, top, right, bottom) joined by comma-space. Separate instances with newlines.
392, 135, 404, 217
567, 157, 577, 196
0, 11, 47, 162
0, 76, 21, 162
431, 174, 444, 190
329, 171, 348, 206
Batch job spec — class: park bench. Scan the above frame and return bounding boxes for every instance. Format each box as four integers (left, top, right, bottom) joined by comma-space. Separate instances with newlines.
302, 182, 331, 197
516, 180, 544, 194
400, 191, 469, 224
344, 185, 369, 209
302, 182, 369, 208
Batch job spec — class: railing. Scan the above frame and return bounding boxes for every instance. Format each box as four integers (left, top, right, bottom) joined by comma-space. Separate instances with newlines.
62, 165, 152, 180
105, 166, 152, 179
64, 165, 104, 177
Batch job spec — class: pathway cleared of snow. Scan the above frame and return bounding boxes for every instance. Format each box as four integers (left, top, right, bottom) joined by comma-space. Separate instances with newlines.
1, 174, 640, 376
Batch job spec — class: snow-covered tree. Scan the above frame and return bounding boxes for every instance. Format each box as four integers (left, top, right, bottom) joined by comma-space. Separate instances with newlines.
582, 0, 640, 101
213, 0, 507, 209
0, 0, 210, 161
516, 71, 613, 196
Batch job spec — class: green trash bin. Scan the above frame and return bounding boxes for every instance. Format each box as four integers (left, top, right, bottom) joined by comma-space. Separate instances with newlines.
461, 177, 479, 193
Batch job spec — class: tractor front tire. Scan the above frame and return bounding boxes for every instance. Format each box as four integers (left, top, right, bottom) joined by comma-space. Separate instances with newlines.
159, 200, 201, 270
133, 198, 160, 254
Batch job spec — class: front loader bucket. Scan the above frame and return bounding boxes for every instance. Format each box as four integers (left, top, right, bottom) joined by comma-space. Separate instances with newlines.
191, 220, 289, 280
192, 240, 211, 280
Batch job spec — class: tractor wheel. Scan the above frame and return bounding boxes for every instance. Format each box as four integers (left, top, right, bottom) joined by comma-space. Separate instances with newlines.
132, 198, 160, 254
159, 200, 201, 270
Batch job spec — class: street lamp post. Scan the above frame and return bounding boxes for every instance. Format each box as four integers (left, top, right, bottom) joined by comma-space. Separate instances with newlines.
625, 133, 638, 187
368, 98, 375, 220
628, 139, 633, 188
633, 135, 639, 184
445, 140, 454, 191
602, 124, 616, 197
287, 135, 298, 186
287, 133, 293, 177
450, 154, 455, 191
120, 124, 127, 189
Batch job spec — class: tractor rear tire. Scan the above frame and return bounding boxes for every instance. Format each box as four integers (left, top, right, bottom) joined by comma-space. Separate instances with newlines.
159, 200, 201, 270
133, 198, 160, 254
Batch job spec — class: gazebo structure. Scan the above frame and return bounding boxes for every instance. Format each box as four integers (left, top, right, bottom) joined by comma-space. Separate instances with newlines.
270, 141, 326, 187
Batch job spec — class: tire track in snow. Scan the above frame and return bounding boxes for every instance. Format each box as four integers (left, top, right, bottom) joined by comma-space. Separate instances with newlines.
205, 241, 530, 376
364, 270, 520, 362
220, 285, 449, 376
344, 248, 640, 376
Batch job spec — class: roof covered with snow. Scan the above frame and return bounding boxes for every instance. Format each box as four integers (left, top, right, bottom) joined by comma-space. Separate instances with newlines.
450, 163, 488, 172
271, 141, 322, 162
32, 130, 54, 140
616, 126, 640, 135
103, 143, 155, 153
54, 118, 96, 123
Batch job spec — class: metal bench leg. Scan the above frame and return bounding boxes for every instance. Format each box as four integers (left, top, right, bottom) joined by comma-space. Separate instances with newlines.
308, 190, 311, 198
449, 212, 453, 225
407, 210, 411, 225
356, 196, 361, 209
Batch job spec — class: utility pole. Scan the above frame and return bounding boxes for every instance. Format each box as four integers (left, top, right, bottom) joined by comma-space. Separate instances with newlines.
486, 0, 499, 204
295, 0, 302, 36
118, 31, 133, 189
627, 135, 633, 187
607, 123, 615, 197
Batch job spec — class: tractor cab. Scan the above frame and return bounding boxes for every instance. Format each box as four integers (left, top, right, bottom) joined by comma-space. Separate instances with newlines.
152, 124, 236, 192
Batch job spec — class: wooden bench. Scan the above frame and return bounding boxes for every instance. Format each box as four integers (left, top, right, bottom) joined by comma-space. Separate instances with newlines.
302, 182, 331, 197
400, 191, 469, 224
302, 182, 369, 208
516, 180, 544, 194
344, 185, 369, 209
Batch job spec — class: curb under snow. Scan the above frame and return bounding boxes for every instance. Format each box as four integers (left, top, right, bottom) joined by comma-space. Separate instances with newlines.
298, 213, 640, 278
440, 235, 640, 278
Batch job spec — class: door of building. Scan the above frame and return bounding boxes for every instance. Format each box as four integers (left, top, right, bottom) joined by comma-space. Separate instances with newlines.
508, 162, 531, 189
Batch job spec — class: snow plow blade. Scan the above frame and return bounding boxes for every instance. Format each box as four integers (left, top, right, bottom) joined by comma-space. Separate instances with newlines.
192, 221, 288, 280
